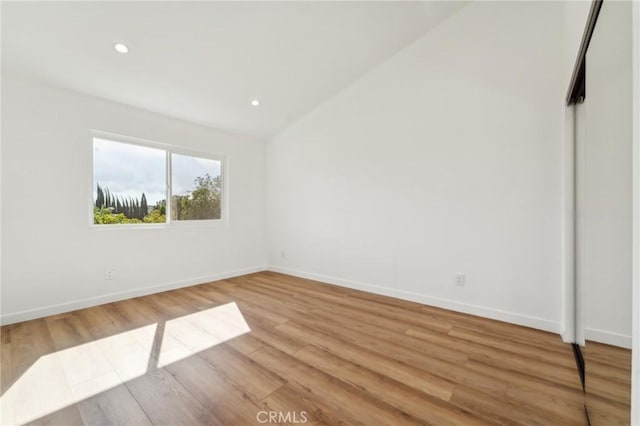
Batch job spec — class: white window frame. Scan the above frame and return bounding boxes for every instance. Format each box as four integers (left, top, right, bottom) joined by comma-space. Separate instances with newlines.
89, 130, 228, 229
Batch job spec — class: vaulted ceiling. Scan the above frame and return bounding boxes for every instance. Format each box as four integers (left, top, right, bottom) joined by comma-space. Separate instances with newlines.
2, 2, 466, 139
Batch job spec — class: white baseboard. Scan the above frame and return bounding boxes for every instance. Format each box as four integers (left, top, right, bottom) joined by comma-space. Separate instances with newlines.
0, 265, 267, 325
585, 327, 633, 349
2, 263, 566, 338
268, 265, 561, 334
560, 327, 574, 344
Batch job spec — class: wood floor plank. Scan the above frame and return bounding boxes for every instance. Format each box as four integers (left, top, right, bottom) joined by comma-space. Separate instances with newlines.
23, 405, 85, 426
587, 373, 633, 403
3, 319, 85, 426
215, 286, 309, 323
164, 352, 262, 426
74, 384, 153, 426
585, 341, 632, 367
259, 383, 352, 426
247, 345, 424, 426
224, 333, 265, 355
198, 344, 286, 401
585, 393, 631, 426
45, 312, 152, 426
295, 345, 485, 426
505, 382, 587, 424
408, 326, 575, 370
465, 357, 584, 403
303, 307, 468, 363
452, 384, 583, 426
124, 366, 222, 426
226, 283, 467, 365
447, 325, 575, 366
586, 358, 631, 384
467, 352, 582, 391
242, 319, 308, 355
244, 292, 509, 398
0, 326, 13, 395
9, 319, 57, 382
275, 321, 457, 401
2, 271, 628, 425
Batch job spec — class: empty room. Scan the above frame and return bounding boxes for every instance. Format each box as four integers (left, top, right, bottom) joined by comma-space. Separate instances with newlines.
0, 1, 638, 425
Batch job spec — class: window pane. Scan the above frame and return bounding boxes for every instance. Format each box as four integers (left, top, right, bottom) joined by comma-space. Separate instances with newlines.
93, 138, 167, 225
171, 153, 222, 221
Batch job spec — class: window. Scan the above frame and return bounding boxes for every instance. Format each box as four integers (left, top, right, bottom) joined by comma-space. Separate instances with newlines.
171, 153, 222, 221
92, 134, 225, 226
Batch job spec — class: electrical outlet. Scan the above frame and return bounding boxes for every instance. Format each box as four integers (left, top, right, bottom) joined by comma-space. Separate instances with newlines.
105, 269, 115, 280
455, 273, 466, 287
280, 250, 285, 259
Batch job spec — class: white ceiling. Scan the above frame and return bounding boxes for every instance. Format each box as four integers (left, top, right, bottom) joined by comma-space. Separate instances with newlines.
2, 1, 466, 139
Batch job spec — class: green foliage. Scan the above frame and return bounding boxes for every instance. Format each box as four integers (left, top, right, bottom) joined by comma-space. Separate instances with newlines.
93, 206, 166, 225
95, 183, 105, 209
93, 207, 143, 224
141, 193, 148, 219
94, 183, 150, 220
171, 173, 222, 221
93, 182, 166, 225
143, 209, 166, 223
154, 199, 166, 215
94, 173, 221, 225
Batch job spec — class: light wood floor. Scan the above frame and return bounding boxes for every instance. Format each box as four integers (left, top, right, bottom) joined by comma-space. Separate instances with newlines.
0, 271, 604, 425
585, 341, 632, 425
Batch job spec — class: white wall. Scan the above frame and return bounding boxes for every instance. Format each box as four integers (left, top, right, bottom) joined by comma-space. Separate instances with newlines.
582, 0, 633, 349
631, 0, 640, 423
0, 73, 267, 324
266, 1, 576, 332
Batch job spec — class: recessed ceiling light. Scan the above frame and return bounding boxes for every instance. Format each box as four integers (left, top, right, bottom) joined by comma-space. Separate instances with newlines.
114, 43, 129, 54
251, 99, 260, 106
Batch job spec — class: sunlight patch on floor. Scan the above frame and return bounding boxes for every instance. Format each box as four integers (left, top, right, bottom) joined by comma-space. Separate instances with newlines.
0, 302, 249, 425
158, 302, 250, 367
